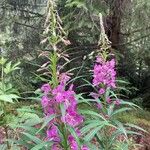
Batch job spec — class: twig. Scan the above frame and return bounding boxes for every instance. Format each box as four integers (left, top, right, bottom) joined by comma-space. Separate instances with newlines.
119, 26, 150, 36
14, 21, 42, 30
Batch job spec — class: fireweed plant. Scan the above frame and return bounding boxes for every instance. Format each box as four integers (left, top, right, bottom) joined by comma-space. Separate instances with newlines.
77, 14, 145, 150
39, 42, 144, 150
78, 52, 145, 149
39, 0, 89, 149
40, 52, 89, 150
39, 53, 118, 149
12, 6, 144, 150
37, 11, 145, 149
92, 54, 117, 105
39, 18, 141, 150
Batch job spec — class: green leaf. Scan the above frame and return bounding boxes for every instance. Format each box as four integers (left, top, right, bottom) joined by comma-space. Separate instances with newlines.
95, 133, 105, 149
0, 110, 4, 116
116, 121, 128, 139
81, 120, 103, 135
84, 125, 104, 142
60, 57, 80, 71
15, 138, 33, 149
12, 61, 21, 69
3, 61, 20, 74
111, 107, 132, 117
126, 130, 142, 136
79, 110, 106, 121
23, 117, 42, 127
0, 144, 7, 150
66, 0, 87, 10
0, 57, 7, 65
121, 101, 141, 109
22, 132, 42, 144
31, 141, 52, 150
17, 107, 37, 114
116, 79, 130, 85
10, 124, 38, 134
37, 114, 56, 133
126, 123, 147, 133
82, 79, 97, 90
67, 75, 88, 85
68, 126, 80, 146
4, 61, 12, 74
67, 66, 82, 73
0, 94, 19, 103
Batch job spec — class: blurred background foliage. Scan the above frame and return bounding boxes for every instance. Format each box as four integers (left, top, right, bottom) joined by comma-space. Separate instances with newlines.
0, 0, 150, 108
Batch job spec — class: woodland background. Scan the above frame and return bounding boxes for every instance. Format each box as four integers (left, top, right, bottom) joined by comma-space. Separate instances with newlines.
0, 0, 150, 108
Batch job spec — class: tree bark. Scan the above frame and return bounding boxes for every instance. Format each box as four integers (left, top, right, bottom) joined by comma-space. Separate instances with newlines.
107, 0, 125, 49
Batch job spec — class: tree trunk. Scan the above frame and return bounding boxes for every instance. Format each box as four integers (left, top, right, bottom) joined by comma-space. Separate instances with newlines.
106, 0, 125, 49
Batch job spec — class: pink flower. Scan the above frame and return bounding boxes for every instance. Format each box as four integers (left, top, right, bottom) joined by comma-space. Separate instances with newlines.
110, 59, 115, 67
68, 135, 78, 150
75, 128, 81, 137
97, 103, 102, 109
64, 112, 83, 127
47, 125, 60, 142
51, 144, 62, 150
44, 107, 55, 119
52, 85, 65, 103
40, 74, 84, 148
59, 73, 71, 85
42, 98, 56, 116
93, 58, 116, 88
41, 96, 49, 107
52, 84, 77, 107
63, 106, 83, 127
52, 82, 83, 127
41, 83, 51, 93
98, 88, 105, 94
90, 92, 99, 99
96, 56, 103, 63
114, 99, 121, 106
81, 145, 90, 150
106, 97, 112, 104
63, 90, 77, 109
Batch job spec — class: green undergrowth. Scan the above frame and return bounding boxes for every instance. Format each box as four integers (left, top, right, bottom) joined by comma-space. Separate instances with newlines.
79, 103, 150, 128
5, 100, 150, 132
116, 109, 150, 127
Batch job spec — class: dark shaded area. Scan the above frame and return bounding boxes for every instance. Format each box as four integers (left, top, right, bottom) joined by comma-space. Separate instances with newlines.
0, 0, 149, 108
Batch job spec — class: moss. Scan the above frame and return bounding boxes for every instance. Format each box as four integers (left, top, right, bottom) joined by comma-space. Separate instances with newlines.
116, 110, 150, 127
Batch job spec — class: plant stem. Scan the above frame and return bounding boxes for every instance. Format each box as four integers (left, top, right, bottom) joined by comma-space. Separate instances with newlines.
5, 126, 10, 150
61, 124, 68, 150
1, 60, 4, 93
1, 62, 10, 149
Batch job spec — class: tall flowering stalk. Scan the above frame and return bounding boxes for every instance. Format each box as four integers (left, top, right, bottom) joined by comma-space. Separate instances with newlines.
91, 14, 120, 108
91, 54, 118, 106
39, 0, 88, 149
78, 14, 143, 150
41, 71, 84, 149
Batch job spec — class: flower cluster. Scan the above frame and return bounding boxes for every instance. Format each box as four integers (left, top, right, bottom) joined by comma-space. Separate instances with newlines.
41, 73, 87, 150
52, 83, 83, 127
68, 135, 89, 150
93, 57, 116, 89
92, 55, 120, 106
68, 135, 78, 150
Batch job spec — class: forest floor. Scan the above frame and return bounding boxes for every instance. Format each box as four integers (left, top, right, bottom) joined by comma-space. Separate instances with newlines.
117, 110, 150, 150
0, 102, 150, 150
